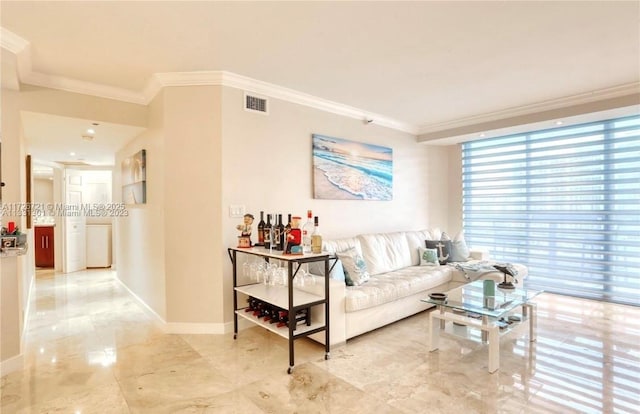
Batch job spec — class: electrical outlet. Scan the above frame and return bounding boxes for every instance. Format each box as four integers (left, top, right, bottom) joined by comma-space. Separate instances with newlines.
229, 205, 245, 218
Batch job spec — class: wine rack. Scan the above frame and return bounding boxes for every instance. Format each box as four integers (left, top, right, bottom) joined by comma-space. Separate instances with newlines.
229, 247, 334, 374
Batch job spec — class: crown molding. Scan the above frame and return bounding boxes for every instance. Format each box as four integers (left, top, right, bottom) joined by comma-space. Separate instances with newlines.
418, 82, 640, 135
20, 70, 148, 104
0, 27, 29, 53
148, 70, 418, 133
3, 26, 636, 138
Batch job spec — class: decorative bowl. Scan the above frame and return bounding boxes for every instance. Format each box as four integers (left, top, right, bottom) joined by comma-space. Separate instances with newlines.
428, 292, 447, 301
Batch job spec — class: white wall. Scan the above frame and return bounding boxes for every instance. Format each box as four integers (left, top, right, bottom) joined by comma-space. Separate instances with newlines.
447, 144, 463, 235
114, 91, 166, 321
112, 84, 458, 329
1, 89, 32, 370
114, 85, 225, 328
162, 85, 223, 326
220, 86, 455, 321
33, 178, 53, 204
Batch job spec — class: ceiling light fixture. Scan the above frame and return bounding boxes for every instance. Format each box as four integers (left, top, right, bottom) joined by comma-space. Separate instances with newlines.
69, 152, 76, 156
556, 121, 563, 125
86, 128, 95, 135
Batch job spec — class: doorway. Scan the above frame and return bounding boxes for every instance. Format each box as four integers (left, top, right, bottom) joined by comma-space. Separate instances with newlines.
31, 163, 114, 272
32, 163, 58, 269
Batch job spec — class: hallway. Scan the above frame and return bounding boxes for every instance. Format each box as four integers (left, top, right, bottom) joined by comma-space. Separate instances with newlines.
1, 269, 639, 413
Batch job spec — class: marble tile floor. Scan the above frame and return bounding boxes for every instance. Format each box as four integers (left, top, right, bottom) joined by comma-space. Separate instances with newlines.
1, 269, 639, 413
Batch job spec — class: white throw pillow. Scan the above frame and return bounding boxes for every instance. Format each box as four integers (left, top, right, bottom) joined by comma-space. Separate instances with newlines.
336, 247, 370, 286
443, 231, 471, 262
418, 247, 440, 266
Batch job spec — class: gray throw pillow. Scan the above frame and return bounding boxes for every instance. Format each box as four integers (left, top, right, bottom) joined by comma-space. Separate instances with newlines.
425, 239, 452, 265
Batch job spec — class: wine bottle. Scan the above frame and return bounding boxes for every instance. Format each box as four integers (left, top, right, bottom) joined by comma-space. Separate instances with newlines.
311, 216, 322, 254
302, 209, 313, 253
283, 213, 292, 252
277, 310, 289, 328
271, 214, 278, 250
264, 214, 272, 249
276, 214, 285, 251
257, 211, 265, 246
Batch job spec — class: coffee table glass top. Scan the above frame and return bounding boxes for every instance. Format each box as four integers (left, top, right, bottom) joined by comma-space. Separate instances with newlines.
422, 280, 542, 319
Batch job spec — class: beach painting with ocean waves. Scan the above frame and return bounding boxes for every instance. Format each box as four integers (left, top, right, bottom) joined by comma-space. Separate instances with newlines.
312, 134, 393, 200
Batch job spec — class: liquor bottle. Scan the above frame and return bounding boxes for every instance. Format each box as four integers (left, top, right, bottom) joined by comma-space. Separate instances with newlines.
257, 211, 265, 246
284, 214, 292, 252
311, 216, 322, 254
276, 214, 285, 251
302, 210, 313, 253
264, 214, 272, 249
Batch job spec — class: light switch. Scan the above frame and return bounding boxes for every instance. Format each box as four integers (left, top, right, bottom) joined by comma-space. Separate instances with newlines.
229, 205, 245, 218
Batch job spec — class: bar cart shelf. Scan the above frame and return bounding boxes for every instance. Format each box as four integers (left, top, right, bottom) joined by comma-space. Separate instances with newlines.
228, 247, 334, 374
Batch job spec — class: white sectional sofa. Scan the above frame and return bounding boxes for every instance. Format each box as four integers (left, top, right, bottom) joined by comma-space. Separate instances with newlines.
302, 229, 527, 346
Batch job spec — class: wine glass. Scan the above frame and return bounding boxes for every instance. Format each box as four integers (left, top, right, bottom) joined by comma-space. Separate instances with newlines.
296, 268, 307, 287
242, 261, 250, 280
267, 263, 279, 286
277, 267, 288, 286
256, 263, 266, 285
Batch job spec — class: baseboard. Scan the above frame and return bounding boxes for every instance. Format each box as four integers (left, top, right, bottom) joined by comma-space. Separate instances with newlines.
21, 273, 37, 351
164, 322, 229, 335
114, 277, 168, 328
115, 277, 234, 335
0, 354, 24, 377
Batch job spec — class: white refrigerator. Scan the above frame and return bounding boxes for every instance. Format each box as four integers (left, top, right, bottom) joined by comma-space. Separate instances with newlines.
86, 224, 112, 268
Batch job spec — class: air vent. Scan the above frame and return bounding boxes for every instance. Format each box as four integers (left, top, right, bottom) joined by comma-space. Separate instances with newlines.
244, 92, 268, 115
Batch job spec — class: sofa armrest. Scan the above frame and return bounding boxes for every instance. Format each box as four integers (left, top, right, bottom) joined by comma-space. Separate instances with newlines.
469, 248, 491, 260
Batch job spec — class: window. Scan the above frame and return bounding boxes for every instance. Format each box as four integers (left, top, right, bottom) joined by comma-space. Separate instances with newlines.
462, 115, 640, 306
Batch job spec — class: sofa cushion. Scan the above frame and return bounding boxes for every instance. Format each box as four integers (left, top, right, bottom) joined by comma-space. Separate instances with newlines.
405, 230, 432, 265
425, 239, 452, 265
344, 265, 453, 312
442, 231, 471, 262
337, 247, 370, 286
358, 232, 412, 275
418, 247, 440, 266
311, 237, 363, 281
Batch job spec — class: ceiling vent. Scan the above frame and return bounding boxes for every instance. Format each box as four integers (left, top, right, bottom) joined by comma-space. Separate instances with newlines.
244, 92, 268, 115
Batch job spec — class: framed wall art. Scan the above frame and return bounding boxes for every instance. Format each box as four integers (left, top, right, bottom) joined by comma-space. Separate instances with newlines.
312, 134, 392, 201
122, 149, 146, 204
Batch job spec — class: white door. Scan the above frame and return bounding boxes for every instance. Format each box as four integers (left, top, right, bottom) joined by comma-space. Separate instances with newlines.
64, 169, 86, 273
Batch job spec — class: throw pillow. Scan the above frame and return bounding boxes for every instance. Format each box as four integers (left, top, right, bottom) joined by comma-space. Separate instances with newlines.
336, 247, 370, 286
307, 258, 346, 281
418, 247, 440, 266
442, 231, 471, 262
425, 239, 452, 265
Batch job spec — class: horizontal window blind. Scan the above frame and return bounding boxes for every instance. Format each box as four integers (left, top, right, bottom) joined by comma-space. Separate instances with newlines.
462, 115, 640, 306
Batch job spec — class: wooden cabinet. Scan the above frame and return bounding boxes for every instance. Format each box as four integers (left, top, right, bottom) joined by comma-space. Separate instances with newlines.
35, 226, 54, 268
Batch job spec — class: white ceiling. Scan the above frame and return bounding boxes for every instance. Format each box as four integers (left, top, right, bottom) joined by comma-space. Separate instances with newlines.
22, 111, 145, 167
1, 1, 639, 164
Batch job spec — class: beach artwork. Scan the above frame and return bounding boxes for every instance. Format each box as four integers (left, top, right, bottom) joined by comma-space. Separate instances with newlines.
312, 134, 393, 200
121, 149, 146, 204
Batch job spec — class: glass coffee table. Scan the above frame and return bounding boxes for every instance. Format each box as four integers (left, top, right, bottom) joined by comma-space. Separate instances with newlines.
422, 280, 542, 373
